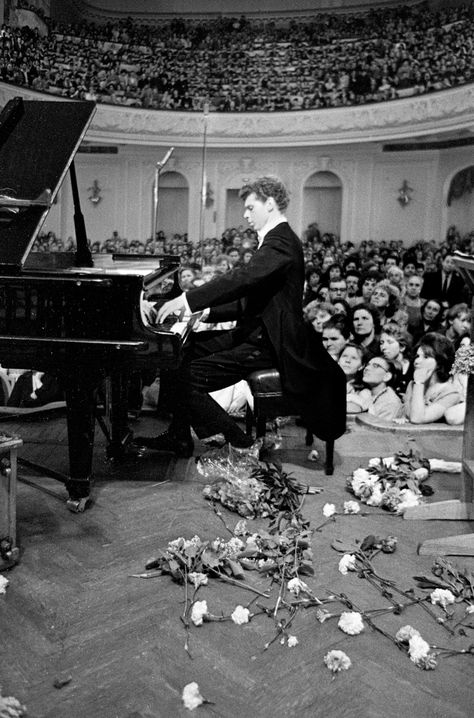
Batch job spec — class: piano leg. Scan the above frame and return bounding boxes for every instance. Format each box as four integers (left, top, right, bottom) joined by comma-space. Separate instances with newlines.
64, 375, 98, 512
105, 371, 134, 460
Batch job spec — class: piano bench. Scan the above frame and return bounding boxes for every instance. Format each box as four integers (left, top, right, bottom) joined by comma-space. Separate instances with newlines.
245, 368, 334, 475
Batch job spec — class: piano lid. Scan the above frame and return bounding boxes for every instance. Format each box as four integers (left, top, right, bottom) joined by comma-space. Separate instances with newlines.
0, 97, 96, 271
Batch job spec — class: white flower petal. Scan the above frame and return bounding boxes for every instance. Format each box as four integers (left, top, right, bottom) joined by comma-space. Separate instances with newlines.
323, 503, 336, 517
182, 682, 205, 710
231, 605, 250, 625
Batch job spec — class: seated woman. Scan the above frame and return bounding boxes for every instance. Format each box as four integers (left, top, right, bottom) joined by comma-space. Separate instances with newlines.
303, 300, 335, 334
408, 297, 444, 344
349, 303, 381, 359
442, 303, 471, 350
369, 279, 401, 327
361, 355, 403, 420
401, 332, 462, 424
338, 342, 371, 414
379, 325, 413, 397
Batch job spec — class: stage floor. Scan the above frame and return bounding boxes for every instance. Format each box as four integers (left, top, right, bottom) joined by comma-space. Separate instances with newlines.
0, 411, 473, 718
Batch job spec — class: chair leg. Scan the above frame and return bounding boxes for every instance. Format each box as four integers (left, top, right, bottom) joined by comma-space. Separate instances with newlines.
325, 440, 334, 475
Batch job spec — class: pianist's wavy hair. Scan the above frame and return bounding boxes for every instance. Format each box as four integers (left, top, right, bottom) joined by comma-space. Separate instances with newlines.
239, 176, 290, 212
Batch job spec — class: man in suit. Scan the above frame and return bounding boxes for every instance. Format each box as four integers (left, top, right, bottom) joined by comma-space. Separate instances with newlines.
134, 176, 346, 456
421, 253, 468, 308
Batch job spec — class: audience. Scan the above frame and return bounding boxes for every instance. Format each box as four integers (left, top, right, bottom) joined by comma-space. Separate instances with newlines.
1, 3, 474, 112
25, 218, 473, 426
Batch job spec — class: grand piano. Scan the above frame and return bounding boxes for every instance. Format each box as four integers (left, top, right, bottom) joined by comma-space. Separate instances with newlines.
0, 98, 186, 511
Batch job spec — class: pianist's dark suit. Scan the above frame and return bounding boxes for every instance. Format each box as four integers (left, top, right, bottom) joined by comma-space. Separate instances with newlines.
170, 221, 346, 443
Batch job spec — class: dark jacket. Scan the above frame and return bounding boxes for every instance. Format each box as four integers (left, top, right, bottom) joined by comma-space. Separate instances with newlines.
421, 270, 468, 306
186, 222, 346, 441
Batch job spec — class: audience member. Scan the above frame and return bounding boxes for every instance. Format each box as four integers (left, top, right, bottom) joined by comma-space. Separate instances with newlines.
401, 332, 461, 424
361, 355, 403, 420
350, 303, 381, 359
321, 314, 350, 360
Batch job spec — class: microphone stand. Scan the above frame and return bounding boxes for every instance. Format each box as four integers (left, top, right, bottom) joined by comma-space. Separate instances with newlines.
152, 147, 174, 242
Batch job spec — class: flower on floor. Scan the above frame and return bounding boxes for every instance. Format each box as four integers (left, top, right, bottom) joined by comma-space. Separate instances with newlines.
338, 554, 357, 575
408, 634, 432, 664
188, 572, 208, 588
287, 577, 309, 596
430, 588, 456, 610
231, 605, 250, 625
323, 503, 336, 517
338, 611, 364, 635
343, 500, 360, 514
287, 634, 299, 647
191, 600, 209, 626
0, 690, 27, 717
0, 575, 8, 594
395, 624, 421, 642
182, 682, 205, 711
324, 649, 352, 672
346, 449, 433, 513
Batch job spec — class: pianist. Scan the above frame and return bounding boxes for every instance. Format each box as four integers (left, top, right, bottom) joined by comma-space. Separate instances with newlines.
134, 175, 346, 457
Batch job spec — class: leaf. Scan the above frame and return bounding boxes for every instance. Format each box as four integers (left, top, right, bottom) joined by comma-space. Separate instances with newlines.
299, 562, 315, 576
226, 559, 245, 580
201, 549, 221, 569
412, 575, 453, 591
331, 538, 358, 553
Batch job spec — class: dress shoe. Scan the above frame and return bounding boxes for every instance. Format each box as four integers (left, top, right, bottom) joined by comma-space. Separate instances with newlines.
133, 430, 194, 458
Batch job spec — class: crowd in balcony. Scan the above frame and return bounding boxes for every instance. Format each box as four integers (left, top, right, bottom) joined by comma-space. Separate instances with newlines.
0, 1, 473, 111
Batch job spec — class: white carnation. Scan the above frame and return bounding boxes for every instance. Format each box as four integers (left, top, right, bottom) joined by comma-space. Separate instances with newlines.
287, 635, 299, 647
343, 500, 360, 514
408, 634, 431, 663
395, 625, 421, 643
188, 572, 208, 588
430, 588, 456, 610
338, 611, 364, 635
368, 457, 381, 468
338, 554, 357, 575
0, 575, 9, 594
287, 577, 309, 596
382, 456, 396, 468
413, 467, 429, 481
182, 682, 205, 711
231, 605, 250, 625
190, 600, 208, 626
395, 489, 421, 514
323, 503, 336, 517
366, 484, 384, 507
324, 649, 352, 672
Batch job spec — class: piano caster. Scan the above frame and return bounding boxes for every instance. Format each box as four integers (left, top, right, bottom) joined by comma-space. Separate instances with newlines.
66, 496, 90, 513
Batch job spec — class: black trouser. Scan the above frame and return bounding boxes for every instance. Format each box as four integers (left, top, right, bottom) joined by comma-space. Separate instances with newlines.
161, 327, 275, 442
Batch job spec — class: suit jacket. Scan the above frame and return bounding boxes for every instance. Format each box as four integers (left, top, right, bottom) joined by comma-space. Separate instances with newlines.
186, 222, 347, 441
421, 269, 468, 306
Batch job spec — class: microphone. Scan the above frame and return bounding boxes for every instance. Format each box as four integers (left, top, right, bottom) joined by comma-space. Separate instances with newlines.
156, 147, 174, 168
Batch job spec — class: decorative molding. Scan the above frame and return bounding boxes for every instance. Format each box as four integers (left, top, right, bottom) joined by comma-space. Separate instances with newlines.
1, 82, 473, 148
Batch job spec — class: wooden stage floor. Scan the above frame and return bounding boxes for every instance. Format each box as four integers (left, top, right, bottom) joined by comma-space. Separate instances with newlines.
1, 411, 473, 718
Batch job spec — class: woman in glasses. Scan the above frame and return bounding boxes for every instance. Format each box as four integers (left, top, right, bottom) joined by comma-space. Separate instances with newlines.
361, 355, 402, 420
401, 332, 461, 424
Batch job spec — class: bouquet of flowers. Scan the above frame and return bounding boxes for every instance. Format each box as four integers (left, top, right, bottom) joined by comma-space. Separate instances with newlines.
345, 449, 433, 513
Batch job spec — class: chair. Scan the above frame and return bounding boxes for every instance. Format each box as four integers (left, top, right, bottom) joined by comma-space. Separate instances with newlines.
245, 368, 335, 475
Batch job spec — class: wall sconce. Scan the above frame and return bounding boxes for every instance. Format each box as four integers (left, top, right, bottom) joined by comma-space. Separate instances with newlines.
88, 179, 102, 205
397, 180, 413, 207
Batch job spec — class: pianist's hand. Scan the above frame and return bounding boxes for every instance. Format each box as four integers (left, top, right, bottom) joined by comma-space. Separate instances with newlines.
156, 294, 187, 324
